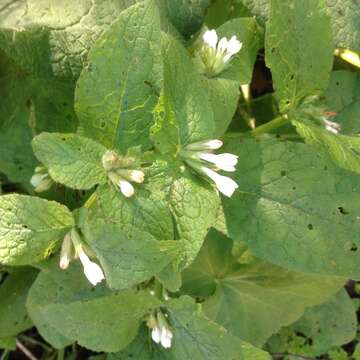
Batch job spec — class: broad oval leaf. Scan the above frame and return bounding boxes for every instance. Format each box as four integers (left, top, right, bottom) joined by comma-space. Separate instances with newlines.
0, 195, 74, 265
27, 262, 161, 352
265, 0, 334, 111
32, 132, 107, 190
182, 230, 345, 346
222, 138, 360, 279
75, 0, 162, 151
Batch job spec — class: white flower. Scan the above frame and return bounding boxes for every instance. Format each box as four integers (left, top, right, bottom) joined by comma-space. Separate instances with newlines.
180, 139, 239, 197
59, 233, 73, 270
30, 167, 53, 193
203, 29, 218, 49
118, 180, 135, 198
198, 153, 238, 172
199, 29, 242, 76
185, 139, 223, 151
323, 119, 341, 135
102, 151, 144, 198
78, 250, 105, 286
149, 312, 173, 349
117, 169, 144, 184
62, 229, 105, 286
201, 167, 239, 197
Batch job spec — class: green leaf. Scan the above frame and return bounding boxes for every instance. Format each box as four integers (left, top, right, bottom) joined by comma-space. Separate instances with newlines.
293, 119, 360, 174
32, 132, 107, 190
89, 185, 175, 241
182, 230, 344, 346
76, 0, 162, 152
0, 337, 16, 350
159, 0, 210, 38
204, 78, 240, 137
265, 0, 334, 111
27, 262, 161, 352
0, 194, 74, 265
169, 175, 220, 267
0, 268, 38, 338
111, 296, 271, 360
322, 71, 360, 115
238, 0, 360, 53
216, 17, 264, 84
326, 0, 360, 52
151, 33, 215, 154
0, 0, 137, 78
205, 0, 252, 28
238, 0, 269, 26
83, 219, 182, 290
222, 138, 360, 278
293, 289, 357, 355
0, 67, 37, 188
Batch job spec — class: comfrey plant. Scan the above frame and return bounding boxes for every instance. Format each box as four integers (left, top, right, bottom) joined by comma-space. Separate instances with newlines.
0, 0, 360, 359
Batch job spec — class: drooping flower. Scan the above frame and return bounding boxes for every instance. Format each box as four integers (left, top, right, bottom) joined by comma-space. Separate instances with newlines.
59, 229, 105, 287
198, 29, 242, 77
147, 311, 173, 349
179, 139, 239, 198
102, 150, 144, 198
323, 118, 341, 135
30, 166, 54, 193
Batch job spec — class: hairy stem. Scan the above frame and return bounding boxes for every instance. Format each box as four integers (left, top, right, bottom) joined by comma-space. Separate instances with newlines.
225, 115, 289, 139
16, 339, 38, 360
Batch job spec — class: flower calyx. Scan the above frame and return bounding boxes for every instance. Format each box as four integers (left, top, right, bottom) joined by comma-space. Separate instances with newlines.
102, 150, 144, 198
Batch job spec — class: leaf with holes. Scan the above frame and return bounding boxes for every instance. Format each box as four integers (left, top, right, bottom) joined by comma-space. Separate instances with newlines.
265, 0, 334, 111
222, 137, 360, 279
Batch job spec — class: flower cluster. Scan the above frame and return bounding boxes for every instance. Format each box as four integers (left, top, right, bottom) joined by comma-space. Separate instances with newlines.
147, 310, 173, 349
30, 166, 53, 193
197, 29, 242, 77
102, 150, 144, 198
180, 139, 239, 197
59, 229, 105, 286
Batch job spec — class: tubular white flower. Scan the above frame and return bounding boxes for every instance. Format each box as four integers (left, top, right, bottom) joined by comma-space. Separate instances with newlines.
30, 173, 47, 188
59, 233, 73, 270
151, 326, 162, 344
118, 169, 144, 183
185, 139, 223, 151
161, 327, 173, 349
201, 167, 239, 197
78, 250, 105, 286
324, 119, 341, 134
199, 153, 238, 172
118, 180, 135, 198
203, 29, 218, 49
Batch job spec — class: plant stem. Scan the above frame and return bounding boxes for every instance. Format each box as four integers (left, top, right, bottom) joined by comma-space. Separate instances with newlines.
16, 339, 38, 360
57, 348, 65, 360
0, 350, 10, 360
19, 335, 53, 353
271, 353, 317, 360
225, 115, 289, 139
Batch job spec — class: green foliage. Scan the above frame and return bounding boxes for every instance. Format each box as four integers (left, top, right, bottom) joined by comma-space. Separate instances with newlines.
0, 195, 74, 265
0, 0, 359, 358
